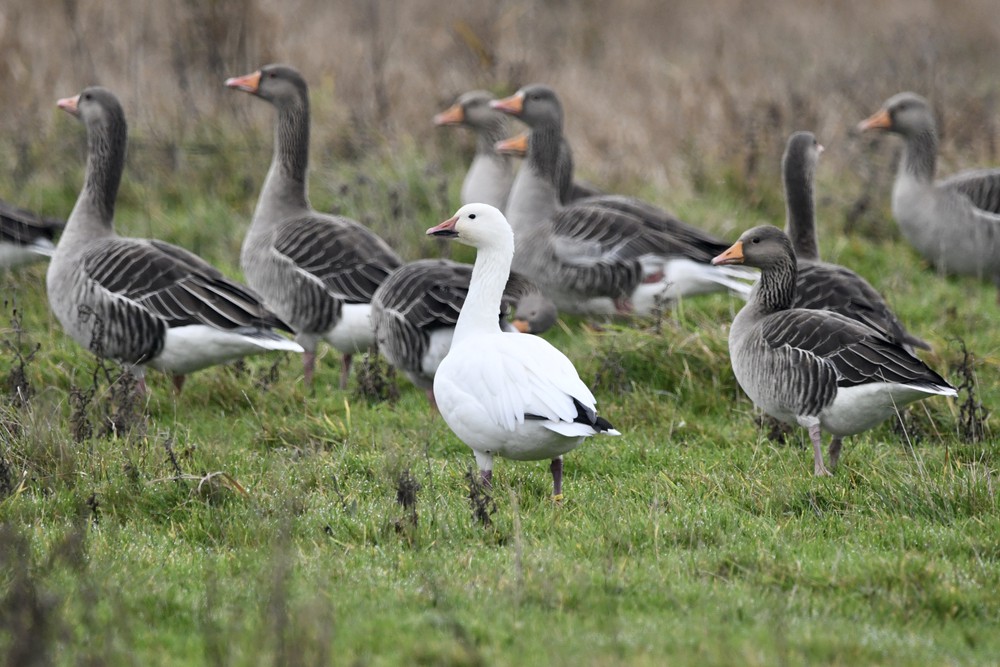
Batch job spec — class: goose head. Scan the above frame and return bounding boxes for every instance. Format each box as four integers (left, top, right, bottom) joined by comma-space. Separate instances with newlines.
510, 291, 558, 334
491, 84, 563, 129
426, 203, 513, 250
434, 90, 503, 129
225, 64, 308, 108
782, 131, 823, 180
858, 92, 935, 137
57, 86, 125, 131
712, 225, 795, 271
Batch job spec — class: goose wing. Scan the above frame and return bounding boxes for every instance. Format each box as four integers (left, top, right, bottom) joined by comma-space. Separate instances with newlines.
0, 200, 63, 246
794, 261, 930, 350
761, 309, 949, 391
83, 238, 290, 331
273, 214, 402, 303
940, 168, 1000, 216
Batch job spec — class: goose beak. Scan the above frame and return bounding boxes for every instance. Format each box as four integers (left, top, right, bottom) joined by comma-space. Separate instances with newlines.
57, 94, 80, 117
426, 215, 459, 238
858, 108, 891, 132
495, 133, 529, 156
712, 241, 745, 266
490, 91, 525, 116
511, 318, 531, 333
433, 104, 464, 126
225, 70, 262, 93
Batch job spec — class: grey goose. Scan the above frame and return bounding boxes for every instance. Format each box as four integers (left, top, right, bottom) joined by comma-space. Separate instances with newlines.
712, 225, 956, 476
433, 91, 516, 211
490, 84, 755, 315
782, 131, 931, 352
434, 90, 601, 210
0, 200, 63, 270
48, 88, 302, 392
226, 65, 403, 389
426, 204, 619, 499
371, 258, 557, 407
859, 92, 1000, 301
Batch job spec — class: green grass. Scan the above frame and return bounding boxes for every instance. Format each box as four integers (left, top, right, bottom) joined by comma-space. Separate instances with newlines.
1, 141, 998, 666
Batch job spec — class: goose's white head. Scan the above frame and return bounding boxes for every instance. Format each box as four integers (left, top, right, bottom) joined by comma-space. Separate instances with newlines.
426, 203, 514, 251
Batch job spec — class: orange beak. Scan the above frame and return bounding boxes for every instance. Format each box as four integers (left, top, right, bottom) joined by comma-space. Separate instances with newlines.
225, 70, 262, 93
510, 319, 531, 333
433, 103, 465, 126
57, 94, 80, 116
426, 215, 459, 238
495, 133, 529, 156
490, 91, 525, 116
858, 108, 892, 132
711, 240, 744, 266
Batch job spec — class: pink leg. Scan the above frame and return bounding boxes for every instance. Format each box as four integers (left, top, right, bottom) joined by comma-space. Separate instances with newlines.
613, 296, 634, 314
809, 423, 832, 476
303, 351, 316, 387
828, 437, 844, 470
339, 353, 352, 390
425, 387, 439, 412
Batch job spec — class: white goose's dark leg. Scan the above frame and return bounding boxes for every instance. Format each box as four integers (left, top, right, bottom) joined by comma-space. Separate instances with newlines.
172, 374, 186, 394
480, 468, 493, 488
808, 423, 832, 476
828, 436, 844, 470
339, 353, 352, 390
425, 387, 438, 412
550, 456, 564, 500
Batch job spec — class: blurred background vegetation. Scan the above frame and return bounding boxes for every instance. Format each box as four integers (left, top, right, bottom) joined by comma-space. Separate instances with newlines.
2, 0, 999, 237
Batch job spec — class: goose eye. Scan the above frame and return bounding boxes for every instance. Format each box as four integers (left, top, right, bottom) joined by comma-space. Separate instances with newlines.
83, 93, 92, 100
468, 214, 477, 220
751, 237, 760, 244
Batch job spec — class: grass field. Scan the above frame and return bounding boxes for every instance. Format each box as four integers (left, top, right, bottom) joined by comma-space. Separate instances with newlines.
2, 1, 1000, 664
2, 138, 997, 665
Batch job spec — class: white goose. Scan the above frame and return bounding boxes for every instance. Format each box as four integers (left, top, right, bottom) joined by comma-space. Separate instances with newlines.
226, 65, 403, 389
491, 85, 754, 315
371, 258, 557, 407
48, 87, 302, 392
0, 200, 62, 270
427, 203, 619, 499
859, 92, 1000, 301
713, 225, 956, 476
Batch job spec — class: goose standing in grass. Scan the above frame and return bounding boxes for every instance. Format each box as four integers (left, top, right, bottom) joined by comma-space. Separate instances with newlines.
782, 131, 931, 352
712, 225, 956, 476
427, 203, 619, 498
371, 258, 557, 407
0, 200, 63, 270
48, 88, 302, 392
226, 65, 403, 389
491, 84, 754, 315
859, 92, 1000, 301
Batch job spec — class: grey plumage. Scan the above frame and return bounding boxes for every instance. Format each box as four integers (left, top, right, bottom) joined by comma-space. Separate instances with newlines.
492, 84, 754, 314
371, 259, 555, 398
227, 64, 403, 388
782, 131, 930, 351
713, 225, 955, 476
47, 87, 300, 387
859, 92, 1000, 297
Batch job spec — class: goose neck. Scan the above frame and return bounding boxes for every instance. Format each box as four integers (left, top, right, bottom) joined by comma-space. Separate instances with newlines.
257, 101, 311, 220
752, 254, 797, 313
783, 160, 818, 260
65, 111, 126, 244
899, 128, 937, 183
454, 234, 515, 342
527, 125, 564, 189
475, 116, 510, 155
